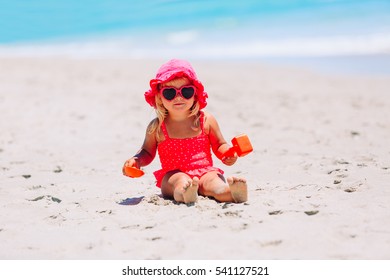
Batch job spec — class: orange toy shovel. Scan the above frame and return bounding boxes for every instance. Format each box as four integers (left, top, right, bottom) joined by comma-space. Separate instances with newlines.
123, 166, 145, 178
222, 134, 253, 160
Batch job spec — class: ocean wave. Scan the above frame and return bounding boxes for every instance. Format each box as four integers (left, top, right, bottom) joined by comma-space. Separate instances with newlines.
1, 32, 389, 59
189, 33, 390, 58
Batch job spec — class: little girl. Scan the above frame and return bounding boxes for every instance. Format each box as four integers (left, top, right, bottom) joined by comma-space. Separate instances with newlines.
123, 59, 248, 204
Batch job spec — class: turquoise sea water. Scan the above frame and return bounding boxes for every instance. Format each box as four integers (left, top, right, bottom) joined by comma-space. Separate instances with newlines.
1, 0, 390, 74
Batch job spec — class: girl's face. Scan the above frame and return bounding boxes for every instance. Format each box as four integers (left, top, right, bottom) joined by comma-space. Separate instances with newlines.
159, 78, 195, 114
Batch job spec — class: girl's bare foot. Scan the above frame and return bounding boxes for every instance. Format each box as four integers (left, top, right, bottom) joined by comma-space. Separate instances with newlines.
227, 177, 248, 203
182, 177, 199, 204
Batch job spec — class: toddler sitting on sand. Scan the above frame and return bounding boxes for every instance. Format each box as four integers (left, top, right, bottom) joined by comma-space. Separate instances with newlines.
123, 59, 247, 204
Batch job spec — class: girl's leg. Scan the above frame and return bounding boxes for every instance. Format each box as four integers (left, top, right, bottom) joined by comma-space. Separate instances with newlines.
161, 170, 199, 203
198, 171, 248, 203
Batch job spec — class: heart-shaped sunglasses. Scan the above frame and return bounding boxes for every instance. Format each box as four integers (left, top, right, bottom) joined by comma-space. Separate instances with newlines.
160, 85, 196, 101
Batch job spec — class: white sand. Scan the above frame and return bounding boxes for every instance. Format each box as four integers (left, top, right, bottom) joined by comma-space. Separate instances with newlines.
1, 57, 390, 259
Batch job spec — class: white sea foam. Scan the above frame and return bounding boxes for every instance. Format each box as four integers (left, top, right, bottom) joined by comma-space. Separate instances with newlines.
0, 31, 389, 59
166, 30, 199, 45
171, 32, 390, 58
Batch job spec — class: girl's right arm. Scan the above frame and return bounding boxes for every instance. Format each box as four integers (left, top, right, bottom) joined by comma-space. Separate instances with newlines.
123, 120, 158, 169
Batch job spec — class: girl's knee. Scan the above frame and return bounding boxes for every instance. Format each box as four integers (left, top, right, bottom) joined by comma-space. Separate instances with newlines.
200, 171, 225, 185
199, 172, 228, 197
161, 171, 191, 196
170, 172, 192, 186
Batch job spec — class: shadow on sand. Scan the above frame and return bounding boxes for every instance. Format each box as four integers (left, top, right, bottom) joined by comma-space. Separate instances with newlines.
118, 196, 144, 206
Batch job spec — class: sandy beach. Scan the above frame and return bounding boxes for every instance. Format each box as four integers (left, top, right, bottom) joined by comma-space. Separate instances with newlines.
1, 57, 390, 260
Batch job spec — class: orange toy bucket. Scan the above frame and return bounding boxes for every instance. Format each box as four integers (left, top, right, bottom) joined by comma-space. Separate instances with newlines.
123, 166, 145, 178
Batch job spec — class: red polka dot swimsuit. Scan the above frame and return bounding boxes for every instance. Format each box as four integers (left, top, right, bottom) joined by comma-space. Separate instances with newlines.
153, 112, 224, 187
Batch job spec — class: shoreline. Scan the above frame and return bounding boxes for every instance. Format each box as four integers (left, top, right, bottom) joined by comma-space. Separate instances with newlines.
1, 50, 390, 78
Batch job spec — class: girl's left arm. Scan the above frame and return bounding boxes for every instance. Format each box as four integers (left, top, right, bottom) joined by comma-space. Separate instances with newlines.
205, 112, 238, 166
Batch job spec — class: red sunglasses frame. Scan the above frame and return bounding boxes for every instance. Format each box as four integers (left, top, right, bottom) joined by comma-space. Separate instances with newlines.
160, 85, 196, 101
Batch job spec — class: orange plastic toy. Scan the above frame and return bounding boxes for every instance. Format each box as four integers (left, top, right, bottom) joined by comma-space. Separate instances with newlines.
222, 134, 253, 159
123, 166, 145, 178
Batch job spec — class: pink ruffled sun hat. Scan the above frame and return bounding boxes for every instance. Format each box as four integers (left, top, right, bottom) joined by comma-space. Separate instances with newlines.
144, 59, 208, 109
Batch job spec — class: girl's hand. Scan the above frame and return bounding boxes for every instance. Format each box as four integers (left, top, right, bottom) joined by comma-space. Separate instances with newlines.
122, 157, 139, 174
222, 153, 238, 166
